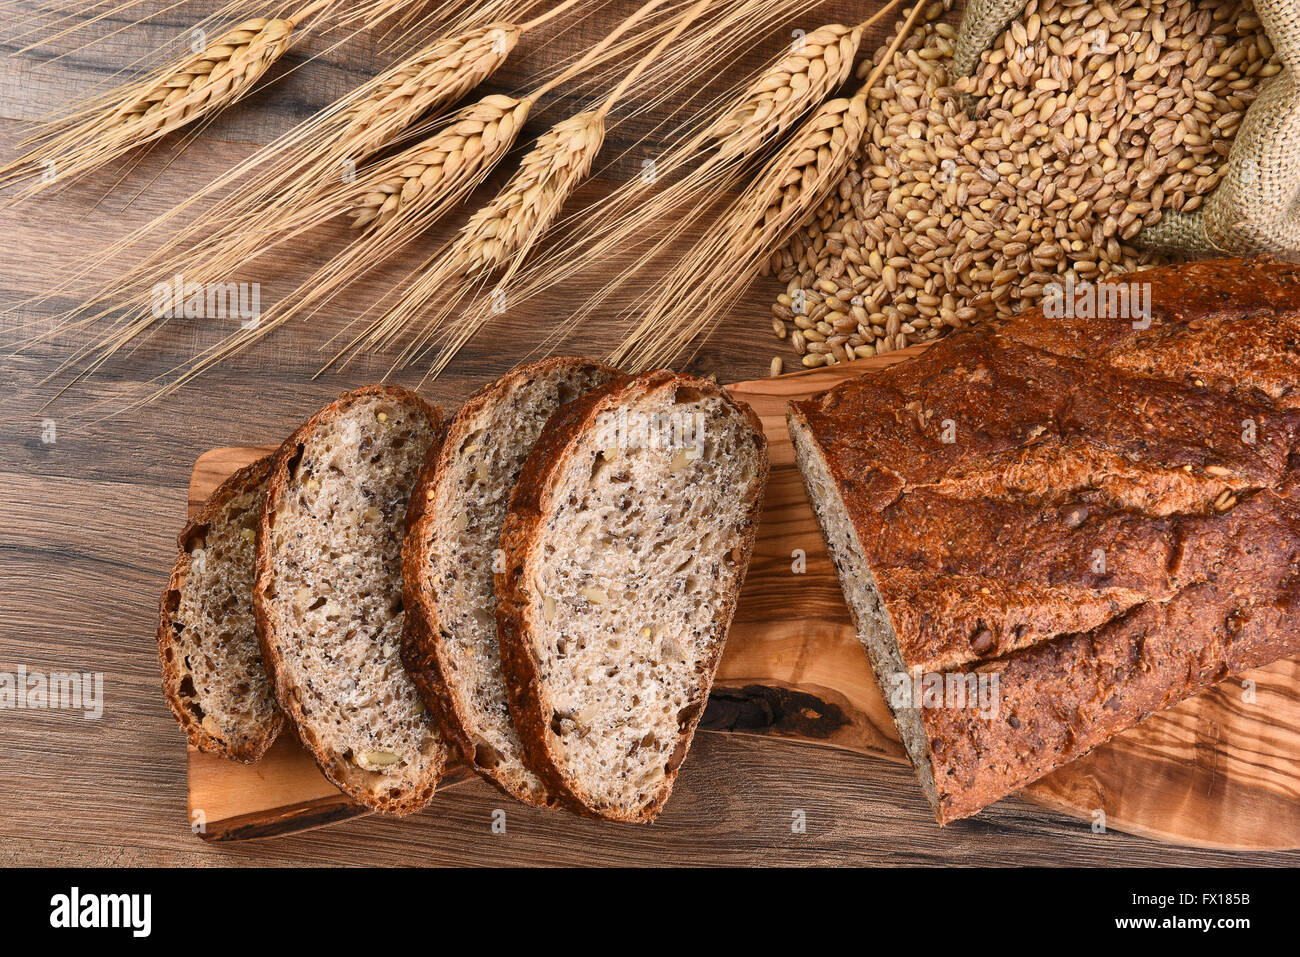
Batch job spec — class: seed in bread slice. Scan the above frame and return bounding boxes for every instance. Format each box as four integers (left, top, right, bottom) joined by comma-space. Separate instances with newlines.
255, 386, 447, 815
496, 371, 770, 821
403, 357, 619, 808
159, 455, 284, 763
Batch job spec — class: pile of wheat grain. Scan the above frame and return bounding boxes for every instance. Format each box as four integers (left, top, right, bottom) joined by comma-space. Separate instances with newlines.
769, 0, 1276, 366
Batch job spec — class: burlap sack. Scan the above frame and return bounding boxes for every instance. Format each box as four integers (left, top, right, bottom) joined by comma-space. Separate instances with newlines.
953, 0, 1300, 258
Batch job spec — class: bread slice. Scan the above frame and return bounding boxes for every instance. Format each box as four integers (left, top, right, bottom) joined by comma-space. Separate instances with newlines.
496, 371, 769, 821
159, 455, 283, 763
255, 386, 447, 815
402, 357, 619, 808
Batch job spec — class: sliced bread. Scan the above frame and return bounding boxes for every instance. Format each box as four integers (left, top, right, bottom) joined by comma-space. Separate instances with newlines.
402, 357, 619, 808
496, 371, 769, 821
158, 455, 283, 763
255, 386, 447, 815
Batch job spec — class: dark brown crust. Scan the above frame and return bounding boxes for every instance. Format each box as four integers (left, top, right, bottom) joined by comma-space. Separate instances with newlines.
496, 371, 771, 822
254, 385, 447, 816
401, 356, 620, 809
158, 455, 282, 764
790, 257, 1300, 824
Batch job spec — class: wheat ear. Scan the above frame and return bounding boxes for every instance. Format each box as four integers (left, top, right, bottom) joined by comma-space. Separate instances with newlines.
609, 1, 929, 370
0, 0, 411, 200
449, 1, 909, 355
704, 21, 866, 166
7, 8, 531, 350
336, 0, 712, 376
353, 109, 607, 369
347, 92, 536, 231
609, 94, 870, 370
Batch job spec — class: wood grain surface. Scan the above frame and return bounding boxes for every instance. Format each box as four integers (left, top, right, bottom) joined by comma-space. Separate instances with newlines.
1, 0, 1297, 866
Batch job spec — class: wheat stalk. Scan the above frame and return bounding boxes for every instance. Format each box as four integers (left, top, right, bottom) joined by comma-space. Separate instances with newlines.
447, 3, 909, 354
344, 108, 607, 370
97, 91, 538, 397
36, 0, 826, 416
609, 1, 929, 370
6, 5, 530, 358
0, 0, 412, 200
335, 0, 715, 376
610, 93, 870, 370
31, 88, 535, 410
104, 0, 696, 405
22, 0, 665, 403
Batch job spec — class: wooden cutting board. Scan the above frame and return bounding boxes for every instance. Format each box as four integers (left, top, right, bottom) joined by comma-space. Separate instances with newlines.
184, 348, 1300, 848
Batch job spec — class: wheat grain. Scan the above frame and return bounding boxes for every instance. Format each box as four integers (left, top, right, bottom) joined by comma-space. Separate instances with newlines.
772, 0, 1272, 360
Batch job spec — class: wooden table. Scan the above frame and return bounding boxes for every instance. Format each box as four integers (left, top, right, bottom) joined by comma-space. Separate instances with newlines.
0, 0, 1294, 866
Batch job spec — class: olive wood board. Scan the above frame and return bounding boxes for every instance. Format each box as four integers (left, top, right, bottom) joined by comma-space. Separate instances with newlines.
183, 347, 1300, 848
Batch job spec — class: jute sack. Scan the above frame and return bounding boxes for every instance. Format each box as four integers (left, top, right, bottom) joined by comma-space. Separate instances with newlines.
953, 0, 1300, 258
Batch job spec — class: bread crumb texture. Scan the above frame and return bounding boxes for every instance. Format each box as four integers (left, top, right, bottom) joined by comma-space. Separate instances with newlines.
420, 360, 615, 801
265, 392, 442, 809
165, 460, 280, 760
526, 380, 766, 816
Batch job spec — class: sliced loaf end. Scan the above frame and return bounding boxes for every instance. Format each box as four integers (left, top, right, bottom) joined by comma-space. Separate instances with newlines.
256, 386, 447, 815
497, 371, 769, 822
159, 455, 283, 764
403, 357, 620, 809
786, 402, 942, 818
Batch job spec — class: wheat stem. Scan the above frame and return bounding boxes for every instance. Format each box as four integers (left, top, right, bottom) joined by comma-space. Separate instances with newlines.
446, 0, 908, 359
330, 0, 711, 378
4, 1, 530, 351
609, 0, 929, 370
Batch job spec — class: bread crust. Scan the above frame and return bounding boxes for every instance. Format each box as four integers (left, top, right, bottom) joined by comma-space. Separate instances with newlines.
255, 385, 447, 816
495, 371, 770, 822
402, 357, 619, 809
790, 257, 1300, 823
158, 455, 283, 763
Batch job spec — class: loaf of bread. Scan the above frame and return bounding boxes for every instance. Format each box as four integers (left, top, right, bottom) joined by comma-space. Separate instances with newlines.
496, 371, 769, 821
255, 386, 447, 815
789, 257, 1300, 824
403, 356, 619, 808
159, 455, 283, 763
